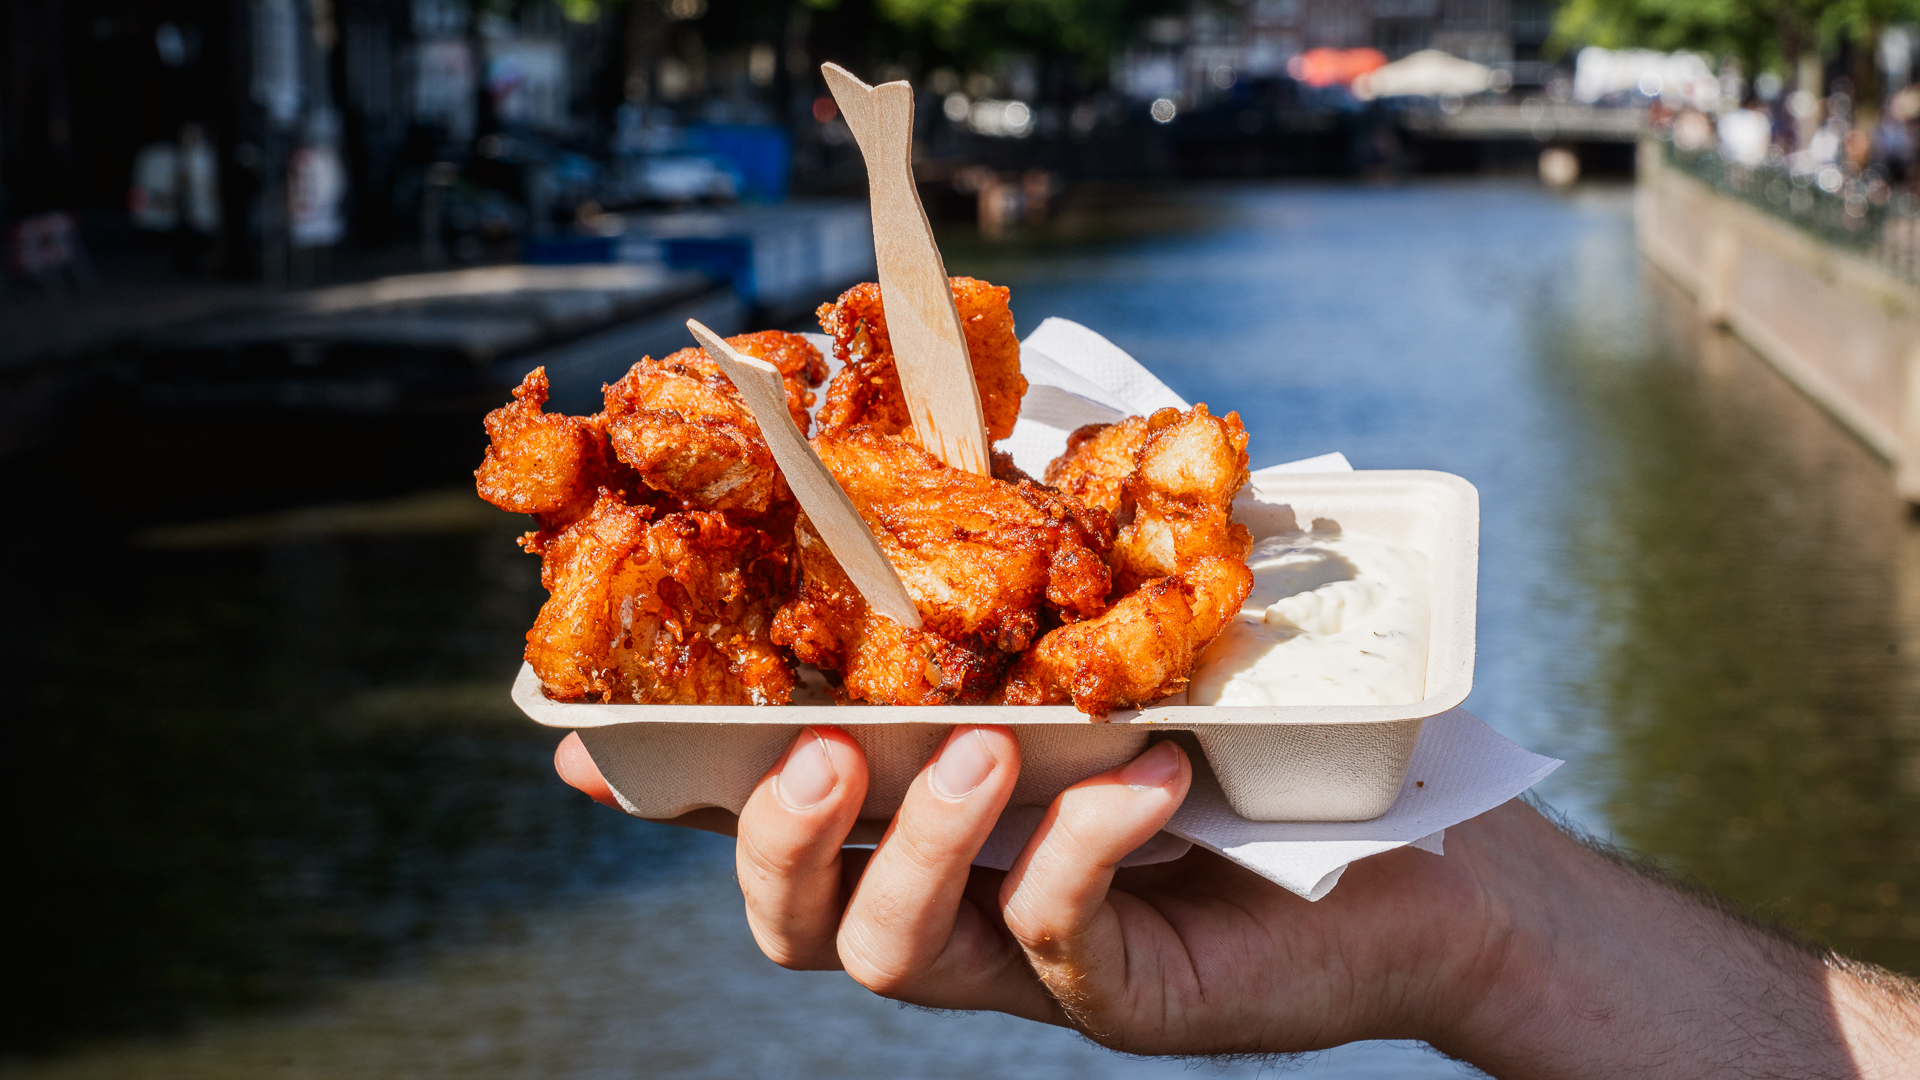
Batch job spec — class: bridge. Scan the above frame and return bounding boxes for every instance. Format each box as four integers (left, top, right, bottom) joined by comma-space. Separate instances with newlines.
1401, 102, 1646, 143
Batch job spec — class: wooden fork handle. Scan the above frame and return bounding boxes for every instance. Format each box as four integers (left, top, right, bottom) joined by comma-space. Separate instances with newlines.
688, 318, 924, 630
821, 63, 991, 476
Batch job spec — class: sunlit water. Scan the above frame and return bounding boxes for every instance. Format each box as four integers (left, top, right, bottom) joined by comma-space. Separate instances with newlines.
7, 180, 1919, 1077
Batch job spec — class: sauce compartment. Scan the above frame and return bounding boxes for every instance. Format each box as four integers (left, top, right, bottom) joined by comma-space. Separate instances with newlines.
510, 468, 1478, 823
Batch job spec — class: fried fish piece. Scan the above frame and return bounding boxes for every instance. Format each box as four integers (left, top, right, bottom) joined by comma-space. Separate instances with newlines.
772, 515, 1010, 705
599, 331, 825, 516
1109, 405, 1254, 594
526, 490, 796, 705
475, 367, 613, 532
998, 555, 1253, 717
654, 330, 828, 433
771, 429, 1111, 704
815, 277, 1028, 443
820, 428, 1110, 641
994, 450, 1116, 620
1043, 415, 1152, 520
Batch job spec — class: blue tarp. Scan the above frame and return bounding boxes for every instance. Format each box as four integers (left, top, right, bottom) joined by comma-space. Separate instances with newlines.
684, 125, 791, 203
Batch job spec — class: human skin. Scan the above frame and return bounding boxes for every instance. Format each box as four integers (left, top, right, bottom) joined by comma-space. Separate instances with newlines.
554, 727, 1920, 1077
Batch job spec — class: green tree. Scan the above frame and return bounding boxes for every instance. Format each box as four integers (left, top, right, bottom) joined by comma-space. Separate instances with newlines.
1550, 0, 1821, 84
1550, 0, 1920, 105
866, 0, 1182, 71
1816, 0, 1920, 105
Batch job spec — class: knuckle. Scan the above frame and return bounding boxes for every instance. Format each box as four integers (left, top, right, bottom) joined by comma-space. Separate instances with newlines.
1000, 882, 1086, 965
1046, 806, 1100, 857
1015, 919, 1080, 966
886, 825, 950, 878
737, 829, 795, 879
736, 821, 825, 884
766, 946, 836, 972
749, 922, 838, 972
840, 953, 917, 998
846, 962, 915, 998
836, 925, 922, 999
1001, 904, 1052, 951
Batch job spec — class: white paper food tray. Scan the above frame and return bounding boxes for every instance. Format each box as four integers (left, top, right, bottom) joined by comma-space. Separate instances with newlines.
512, 467, 1479, 822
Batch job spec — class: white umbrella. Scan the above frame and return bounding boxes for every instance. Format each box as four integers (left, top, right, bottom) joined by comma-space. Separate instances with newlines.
1351, 50, 1494, 101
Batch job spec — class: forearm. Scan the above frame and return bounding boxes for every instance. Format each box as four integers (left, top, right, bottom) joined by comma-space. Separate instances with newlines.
1431, 802, 1920, 1078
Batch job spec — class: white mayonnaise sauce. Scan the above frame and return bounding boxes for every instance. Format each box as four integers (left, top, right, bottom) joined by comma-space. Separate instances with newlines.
1188, 526, 1430, 707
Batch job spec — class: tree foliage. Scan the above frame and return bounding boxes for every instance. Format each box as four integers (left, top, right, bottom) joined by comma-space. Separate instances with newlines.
1552, 0, 1920, 81
865, 0, 1181, 69
1551, 0, 1786, 72
466, 0, 1179, 90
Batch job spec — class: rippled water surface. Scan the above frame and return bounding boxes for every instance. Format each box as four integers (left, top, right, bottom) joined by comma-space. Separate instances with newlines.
7, 180, 1920, 1077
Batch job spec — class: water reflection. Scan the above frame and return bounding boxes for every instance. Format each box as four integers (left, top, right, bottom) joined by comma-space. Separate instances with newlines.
0, 495, 707, 1051
1545, 275, 1920, 971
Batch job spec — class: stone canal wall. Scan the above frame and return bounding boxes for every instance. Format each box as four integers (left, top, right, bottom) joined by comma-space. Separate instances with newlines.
1636, 142, 1920, 501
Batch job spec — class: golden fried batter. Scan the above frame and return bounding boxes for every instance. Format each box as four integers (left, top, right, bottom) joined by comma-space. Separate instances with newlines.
772, 515, 1009, 705
1043, 416, 1152, 519
598, 331, 825, 517
733, 330, 831, 431
818, 429, 1109, 641
1110, 405, 1253, 594
771, 429, 1112, 704
475, 367, 613, 532
602, 362, 779, 514
480, 296, 1262, 719
526, 491, 796, 705
999, 556, 1253, 717
994, 450, 1116, 618
815, 277, 1028, 444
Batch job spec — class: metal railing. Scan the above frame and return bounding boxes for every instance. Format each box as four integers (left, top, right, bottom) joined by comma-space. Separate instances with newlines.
1664, 140, 1920, 285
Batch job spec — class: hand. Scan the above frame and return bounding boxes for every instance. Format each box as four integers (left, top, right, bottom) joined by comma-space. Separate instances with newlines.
561, 724, 1500, 1054
556, 728, 1920, 1075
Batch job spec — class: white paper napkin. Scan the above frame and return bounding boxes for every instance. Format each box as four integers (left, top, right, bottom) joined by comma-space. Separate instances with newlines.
1164, 709, 1559, 899
973, 709, 1562, 900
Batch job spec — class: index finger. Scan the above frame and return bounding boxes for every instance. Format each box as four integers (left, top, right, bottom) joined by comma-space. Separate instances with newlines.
736, 726, 870, 970
998, 739, 1192, 1035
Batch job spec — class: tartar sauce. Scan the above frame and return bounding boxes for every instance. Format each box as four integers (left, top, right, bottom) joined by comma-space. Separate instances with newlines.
1188, 526, 1430, 706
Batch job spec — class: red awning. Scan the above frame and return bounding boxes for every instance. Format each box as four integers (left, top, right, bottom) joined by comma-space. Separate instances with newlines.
1287, 48, 1389, 88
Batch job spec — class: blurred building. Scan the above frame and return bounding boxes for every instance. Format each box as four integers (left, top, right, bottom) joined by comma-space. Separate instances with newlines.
0, 0, 624, 285
1116, 0, 1556, 103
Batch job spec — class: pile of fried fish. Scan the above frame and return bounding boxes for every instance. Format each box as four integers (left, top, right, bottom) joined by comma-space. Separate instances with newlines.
475, 277, 1253, 717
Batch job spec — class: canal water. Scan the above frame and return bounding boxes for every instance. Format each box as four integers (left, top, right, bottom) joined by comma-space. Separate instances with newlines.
7, 180, 1919, 1077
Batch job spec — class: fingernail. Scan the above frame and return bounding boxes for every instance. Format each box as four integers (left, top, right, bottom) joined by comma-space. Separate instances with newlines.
1119, 741, 1182, 791
931, 728, 998, 799
776, 729, 838, 810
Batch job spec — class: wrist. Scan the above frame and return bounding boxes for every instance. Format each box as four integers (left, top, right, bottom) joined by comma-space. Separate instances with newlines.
1409, 799, 1671, 1076
1403, 800, 1561, 1053
1274, 800, 1546, 1052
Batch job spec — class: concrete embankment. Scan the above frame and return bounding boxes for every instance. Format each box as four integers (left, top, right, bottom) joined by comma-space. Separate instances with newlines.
1636, 143, 1920, 501
0, 201, 875, 522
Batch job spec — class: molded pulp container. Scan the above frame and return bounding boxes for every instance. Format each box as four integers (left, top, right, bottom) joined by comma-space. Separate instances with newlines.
512, 467, 1479, 823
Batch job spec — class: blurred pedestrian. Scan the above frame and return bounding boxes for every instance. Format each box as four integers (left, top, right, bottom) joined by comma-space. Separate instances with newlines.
173, 124, 221, 274
1718, 102, 1772, 166
1885, 87, 1920, 182
1673, 108, 1714, 152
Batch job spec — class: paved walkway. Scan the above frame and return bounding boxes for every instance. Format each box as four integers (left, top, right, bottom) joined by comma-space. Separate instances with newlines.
0, 246, 484, 371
